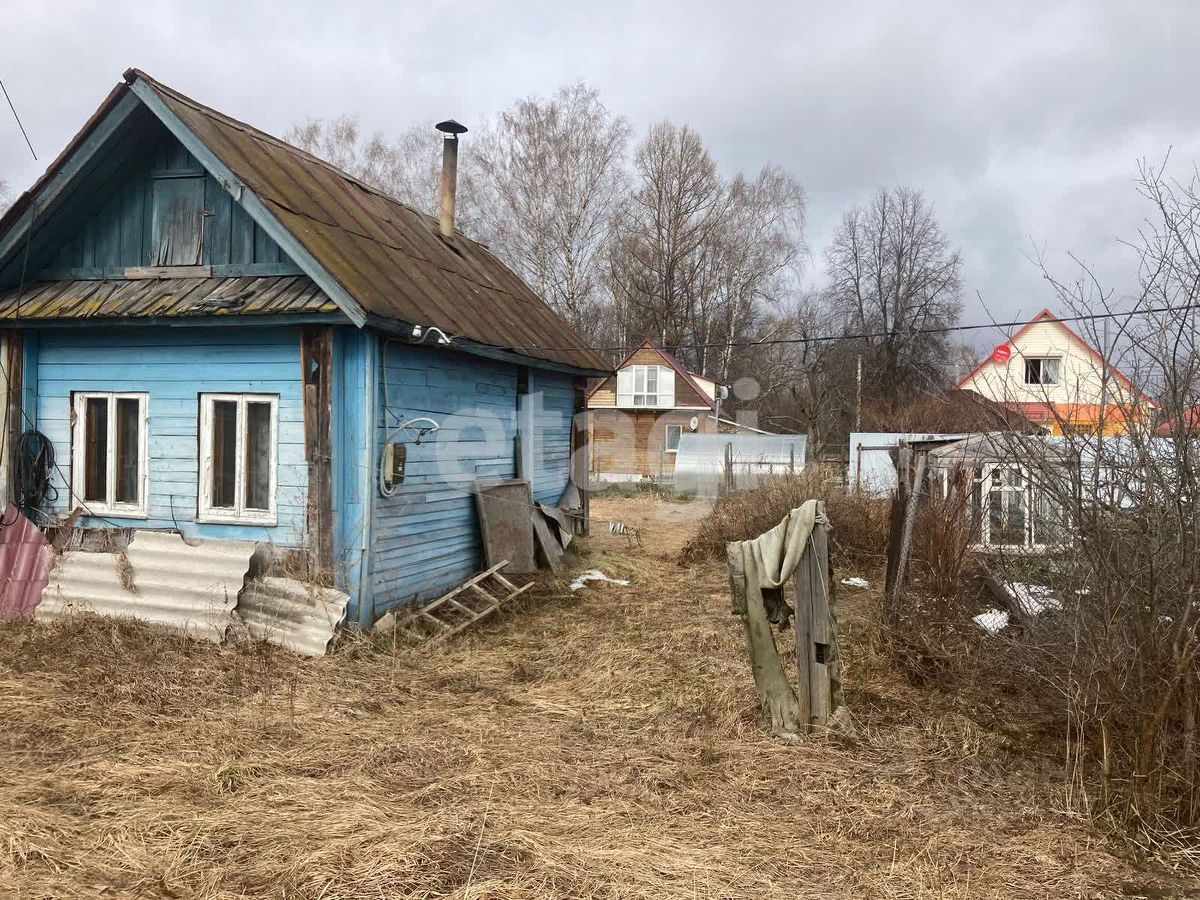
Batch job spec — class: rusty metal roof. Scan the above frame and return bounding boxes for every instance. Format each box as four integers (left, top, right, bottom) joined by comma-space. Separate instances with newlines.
0, 275, 337, 321
127, 71, 609, 373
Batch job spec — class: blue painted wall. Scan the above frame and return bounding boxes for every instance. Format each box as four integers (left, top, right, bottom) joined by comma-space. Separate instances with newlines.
530, 370, 576, 505
0, 109, 290, 285
29, 325, 309, 544
367, 340, 517, 618
361, 339, 580, 620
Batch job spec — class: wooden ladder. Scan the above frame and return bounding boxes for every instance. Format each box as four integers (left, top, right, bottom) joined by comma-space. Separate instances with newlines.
393, 561, 531, 643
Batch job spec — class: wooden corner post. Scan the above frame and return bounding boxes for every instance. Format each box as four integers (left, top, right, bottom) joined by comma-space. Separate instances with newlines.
301, 326, 334, 575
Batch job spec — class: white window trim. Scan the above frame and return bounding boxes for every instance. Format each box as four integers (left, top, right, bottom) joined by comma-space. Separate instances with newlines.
964, 462, 1068, 554
71, 391, 150, 518
1023, 356, 1061, 386
198, 393, 279, 526
665, 423, 683, 453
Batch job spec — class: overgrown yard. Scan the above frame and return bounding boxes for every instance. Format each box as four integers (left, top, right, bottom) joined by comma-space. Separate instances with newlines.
0, 495, 1193, 898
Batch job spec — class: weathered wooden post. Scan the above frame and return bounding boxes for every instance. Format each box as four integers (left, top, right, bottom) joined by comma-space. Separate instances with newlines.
723, 441, 734, 493
794, 501, 835, 729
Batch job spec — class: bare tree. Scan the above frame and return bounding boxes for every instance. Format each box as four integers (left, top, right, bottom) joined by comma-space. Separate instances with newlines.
285, 116, 446, 220
756, 294, 857, 453
608, 123, 805, 377
0, 176, 10, 216
692, 165, 806, 383
824, 186, 963, 406
607, 122, 729, 356
470, 84, 630, 334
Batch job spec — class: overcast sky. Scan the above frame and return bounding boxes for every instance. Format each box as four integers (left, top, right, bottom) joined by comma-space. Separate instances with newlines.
3, 0, 1198, 353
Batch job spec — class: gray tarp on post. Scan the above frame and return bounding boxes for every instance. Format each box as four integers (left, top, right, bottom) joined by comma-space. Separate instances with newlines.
675, 433, 807, 497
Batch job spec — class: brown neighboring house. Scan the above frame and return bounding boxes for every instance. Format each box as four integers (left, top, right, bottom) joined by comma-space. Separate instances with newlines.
587, 340, 766, 482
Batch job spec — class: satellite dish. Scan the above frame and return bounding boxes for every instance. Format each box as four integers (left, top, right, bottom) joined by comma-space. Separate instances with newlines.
689, 416, 699, 431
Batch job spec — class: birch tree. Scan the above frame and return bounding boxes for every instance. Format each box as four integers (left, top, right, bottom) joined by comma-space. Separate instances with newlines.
470, 84, 631, 334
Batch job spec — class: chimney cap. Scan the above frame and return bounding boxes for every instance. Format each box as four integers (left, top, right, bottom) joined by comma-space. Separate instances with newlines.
435, 118, 468, 135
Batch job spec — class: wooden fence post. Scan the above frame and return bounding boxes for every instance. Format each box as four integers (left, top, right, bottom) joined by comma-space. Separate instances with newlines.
795, 500, 834, 730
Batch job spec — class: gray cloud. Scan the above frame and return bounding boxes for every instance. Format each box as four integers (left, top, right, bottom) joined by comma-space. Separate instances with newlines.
2, 0, 1198, 346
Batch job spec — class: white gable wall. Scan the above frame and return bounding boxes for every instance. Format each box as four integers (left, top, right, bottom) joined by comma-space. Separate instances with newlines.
961, 319, 1140, 408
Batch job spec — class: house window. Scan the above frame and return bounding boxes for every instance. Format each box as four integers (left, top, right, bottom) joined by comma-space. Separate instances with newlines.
71, 392, 149, 517
665, 424, 682, 453
198, 393, 278, 524
1024, 357, 1060, 386
616, 365, 675, 408
959, 463, 1069, 552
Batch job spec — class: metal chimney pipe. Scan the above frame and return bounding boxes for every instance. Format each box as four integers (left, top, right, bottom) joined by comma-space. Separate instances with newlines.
435, 119, 467, 238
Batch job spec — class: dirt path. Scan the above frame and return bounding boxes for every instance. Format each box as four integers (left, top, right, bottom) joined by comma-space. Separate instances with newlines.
0, 495, 1188, 898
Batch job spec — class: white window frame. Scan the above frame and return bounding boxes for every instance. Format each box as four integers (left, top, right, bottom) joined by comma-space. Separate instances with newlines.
198, 393, 279, 526
962, 463, 1068, 553
617, 364, 676, 409
665, 423, 683, 453
1023, 356, 1061, 386
71, 391, 150, 518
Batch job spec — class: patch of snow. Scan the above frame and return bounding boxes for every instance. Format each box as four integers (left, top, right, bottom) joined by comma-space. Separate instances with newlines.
569, 570, 631, 593
973, 609, 1010, 634
840, 577, 870, 588
1010, 583, 1062, 618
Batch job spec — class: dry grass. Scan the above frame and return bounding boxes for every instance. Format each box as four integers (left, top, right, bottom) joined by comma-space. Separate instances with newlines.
0, 495, 1191, 898
680, 469, 890, 566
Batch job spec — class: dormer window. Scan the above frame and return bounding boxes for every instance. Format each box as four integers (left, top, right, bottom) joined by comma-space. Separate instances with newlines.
616, 365, 676, 408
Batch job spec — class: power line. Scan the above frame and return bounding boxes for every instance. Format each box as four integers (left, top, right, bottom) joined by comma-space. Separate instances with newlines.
494, 303, 1200, 356
0, 78, 37, 161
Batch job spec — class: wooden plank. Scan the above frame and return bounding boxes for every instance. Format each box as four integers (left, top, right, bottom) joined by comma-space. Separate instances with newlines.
5, 331, 23, 504
573, 378, 590, 535
808, 505, 833, 728
474, 479, 537, 574
300, 326, 334, 573
532, 509, 564, 570
125, 265, 213, 280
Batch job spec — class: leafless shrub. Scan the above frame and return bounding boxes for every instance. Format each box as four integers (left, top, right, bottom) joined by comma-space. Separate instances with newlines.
913, 469, 980, 599
680, 468, 888, 566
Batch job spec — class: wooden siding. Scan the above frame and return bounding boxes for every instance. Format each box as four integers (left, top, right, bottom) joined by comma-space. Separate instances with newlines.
590, 408, 717, 478
589, 347, 712, 409
30, 325, 308, 544
367, 343, 577, 618
9, 111, 293, 284
531, 370, 575, 504
369, 342, 518, 615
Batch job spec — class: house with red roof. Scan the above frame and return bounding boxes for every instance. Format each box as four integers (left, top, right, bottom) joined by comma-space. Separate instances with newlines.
956, 309, 1154, 437
587, 340, 766, 481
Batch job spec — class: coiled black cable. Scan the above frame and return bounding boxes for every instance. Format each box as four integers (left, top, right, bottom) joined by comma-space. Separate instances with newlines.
13, 430, 57, 520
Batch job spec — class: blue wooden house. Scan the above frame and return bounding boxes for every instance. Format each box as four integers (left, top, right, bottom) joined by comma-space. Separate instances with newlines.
0, 69, 609, 625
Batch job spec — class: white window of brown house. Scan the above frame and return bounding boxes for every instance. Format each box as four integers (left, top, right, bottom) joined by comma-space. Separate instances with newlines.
665, 424, 682, 453
71, 392, 149, 517
616, 365, 676, 408
198, 393, 278, 524
1024, 357, 1060, 386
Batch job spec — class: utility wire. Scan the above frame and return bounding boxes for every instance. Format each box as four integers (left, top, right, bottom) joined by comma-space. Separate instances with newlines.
493, 303, 1200, 356
0, 78, 37, 160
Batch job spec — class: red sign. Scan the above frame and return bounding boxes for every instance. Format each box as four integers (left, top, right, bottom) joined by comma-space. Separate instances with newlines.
992, 344, 1011, 363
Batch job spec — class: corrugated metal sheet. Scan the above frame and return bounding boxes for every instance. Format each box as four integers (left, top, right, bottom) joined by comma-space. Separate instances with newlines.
236, 576, 350, 657
0, 275, 336, 321
0, 506, 55, 619
675, 433, 807, 497
848, 432, 965, 495
37, 531, 255, 641
130, 71, 610, 373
